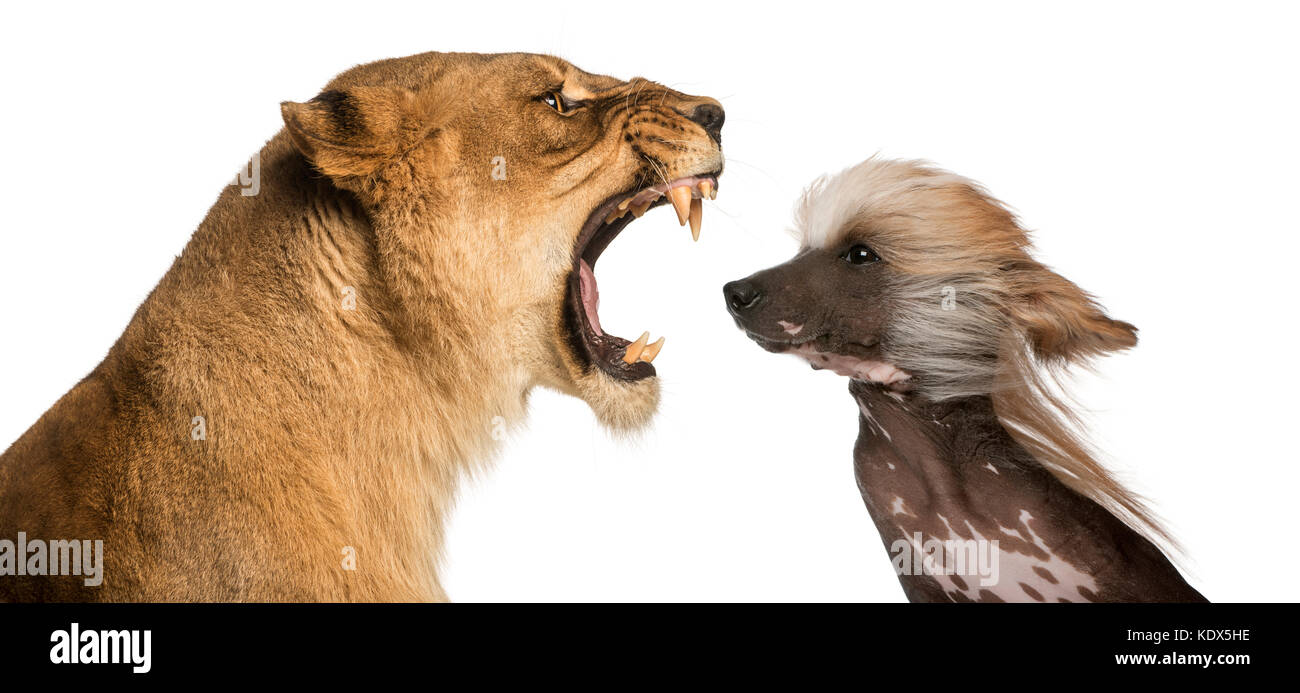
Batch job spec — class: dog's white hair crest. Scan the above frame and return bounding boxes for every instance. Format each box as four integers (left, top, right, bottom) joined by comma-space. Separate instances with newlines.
794, 156, 976, 250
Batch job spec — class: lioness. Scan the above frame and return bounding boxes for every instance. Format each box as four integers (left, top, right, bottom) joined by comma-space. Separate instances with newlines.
0, 52, 724, 601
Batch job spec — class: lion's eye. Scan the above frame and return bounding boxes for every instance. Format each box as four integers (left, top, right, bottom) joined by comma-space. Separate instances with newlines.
842, 245, 881, 265
543, 91, 568, 114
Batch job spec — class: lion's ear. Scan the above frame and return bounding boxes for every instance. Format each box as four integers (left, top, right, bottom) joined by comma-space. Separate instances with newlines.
1006, 260, 1138, 364
280, 86, 428, 180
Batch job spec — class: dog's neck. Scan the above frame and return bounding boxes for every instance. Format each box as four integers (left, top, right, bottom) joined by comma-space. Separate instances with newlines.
847, 379, 1204, 603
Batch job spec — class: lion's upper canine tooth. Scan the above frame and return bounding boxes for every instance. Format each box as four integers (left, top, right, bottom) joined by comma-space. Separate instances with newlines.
668, 186, 692, 226
631, 201, 652, 218
688, 198, 702, 241
623, 331, 651, 364
640, 337, 665, 363
699, 180, 714, 200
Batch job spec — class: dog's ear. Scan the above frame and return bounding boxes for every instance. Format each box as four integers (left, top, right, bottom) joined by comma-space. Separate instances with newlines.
280, 86, 431, 181
1006, 260, 1138, 363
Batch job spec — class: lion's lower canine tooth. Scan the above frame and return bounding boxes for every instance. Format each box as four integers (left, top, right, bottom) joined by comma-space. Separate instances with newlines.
623, 331, 651, 364
631, 201, 651, 217
668, 186, 691, 226
699, 180, 714, 200
618, 198, 632, 211
640, 337, 665, 363
688, 198, 702, 241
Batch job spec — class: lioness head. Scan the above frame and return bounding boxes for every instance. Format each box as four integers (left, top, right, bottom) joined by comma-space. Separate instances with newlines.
279, 53, 724, 431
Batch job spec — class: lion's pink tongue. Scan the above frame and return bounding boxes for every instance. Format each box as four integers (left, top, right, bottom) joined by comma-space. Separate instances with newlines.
579, 259, 603, 336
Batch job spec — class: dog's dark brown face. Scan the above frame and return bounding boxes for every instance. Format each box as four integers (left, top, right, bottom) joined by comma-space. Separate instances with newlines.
724, 244, 912, 386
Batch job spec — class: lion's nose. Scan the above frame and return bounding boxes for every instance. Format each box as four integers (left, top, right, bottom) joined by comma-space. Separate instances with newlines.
724, 279, 761, 315
688, 102, 725, 145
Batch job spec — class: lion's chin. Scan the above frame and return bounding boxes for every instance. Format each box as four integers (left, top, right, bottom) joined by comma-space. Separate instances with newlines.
571, 368, 661, 432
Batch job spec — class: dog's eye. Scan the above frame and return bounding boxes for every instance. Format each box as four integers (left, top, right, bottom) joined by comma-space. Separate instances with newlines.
542, 91, 569, 114
843, 245, 881, 265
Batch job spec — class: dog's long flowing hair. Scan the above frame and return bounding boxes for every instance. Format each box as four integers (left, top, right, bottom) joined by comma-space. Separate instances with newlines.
795, 157, 1173, 548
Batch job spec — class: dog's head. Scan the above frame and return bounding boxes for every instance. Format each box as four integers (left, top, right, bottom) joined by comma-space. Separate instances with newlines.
724, 158, 1136, 399
279, 53, 724, 430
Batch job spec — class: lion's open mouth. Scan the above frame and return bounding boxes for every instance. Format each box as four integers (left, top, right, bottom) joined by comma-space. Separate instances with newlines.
565, 173, 720, 381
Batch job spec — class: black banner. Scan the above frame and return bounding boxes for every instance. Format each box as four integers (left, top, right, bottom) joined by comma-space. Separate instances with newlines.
0, 603, 1284, 681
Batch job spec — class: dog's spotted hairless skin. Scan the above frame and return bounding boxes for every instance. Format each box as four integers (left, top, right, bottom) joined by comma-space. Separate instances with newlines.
725, 158, 1205, 602
845, 383, 1202, 602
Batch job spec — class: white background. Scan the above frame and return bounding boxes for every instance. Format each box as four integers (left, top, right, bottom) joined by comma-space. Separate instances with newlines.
2, 1, 1296, 601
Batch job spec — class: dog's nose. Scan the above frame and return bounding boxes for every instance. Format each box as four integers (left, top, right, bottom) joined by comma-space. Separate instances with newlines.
724, 280, 761, 314
688, 102, 725, 144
